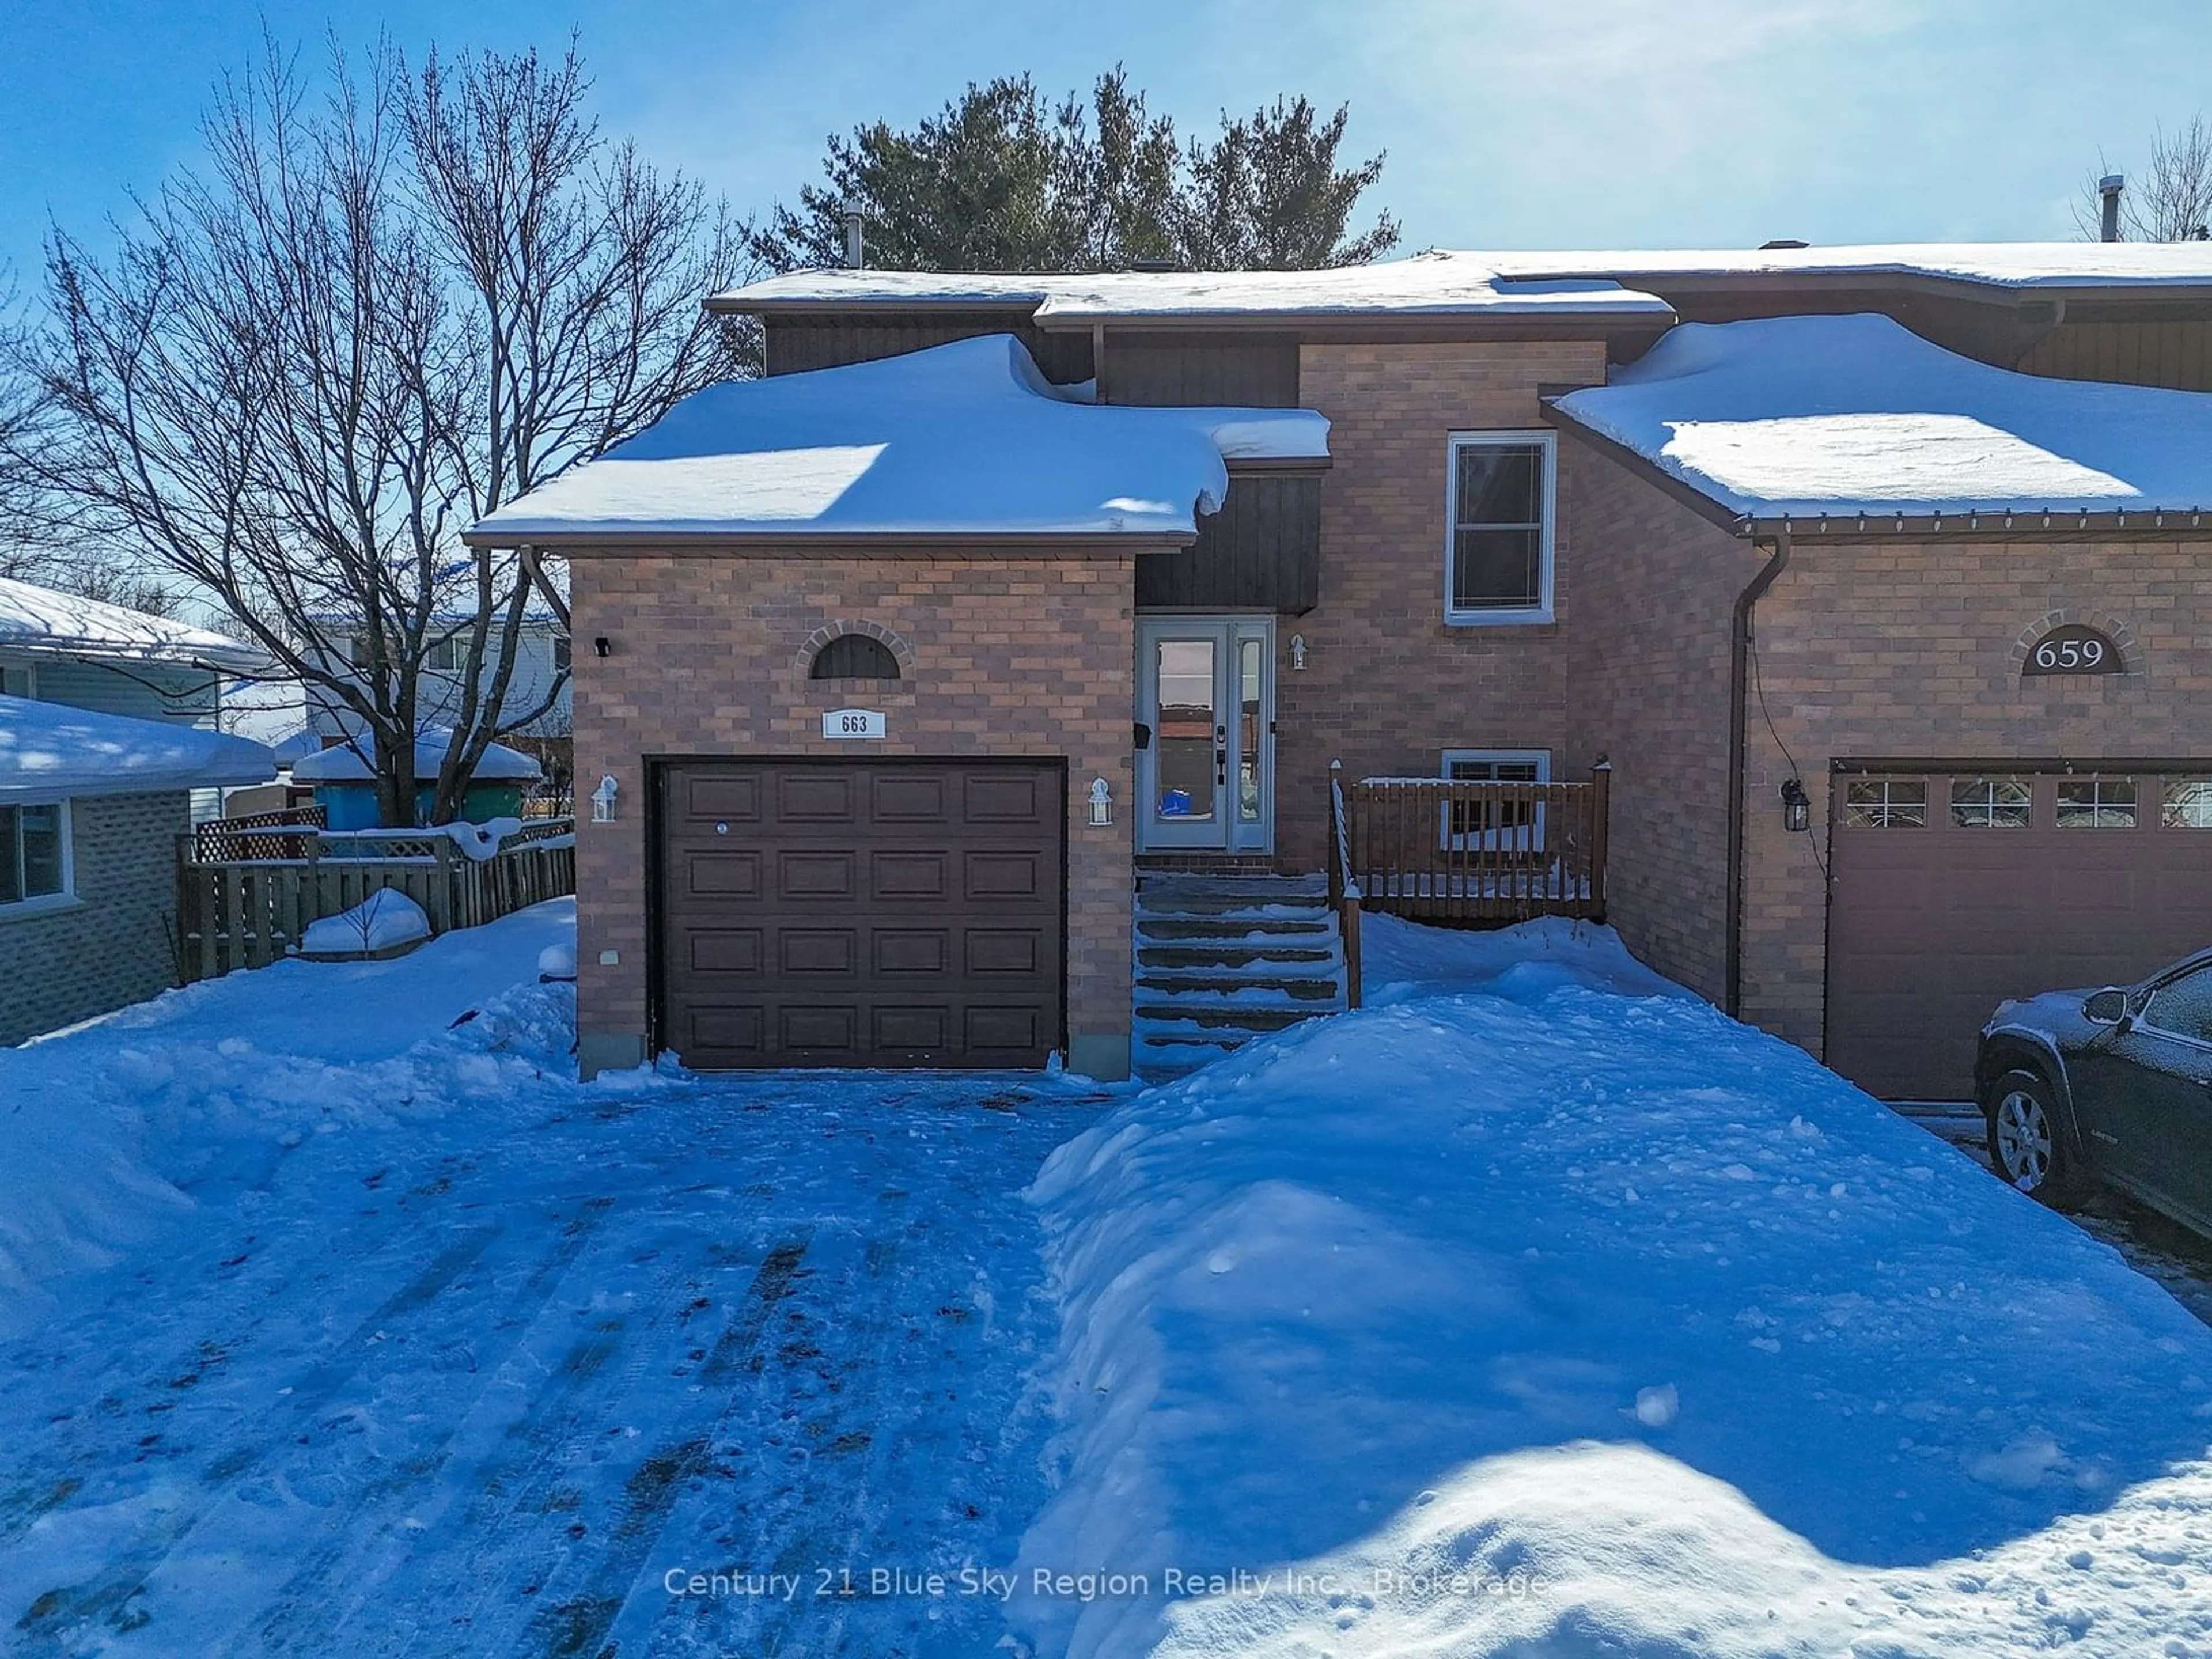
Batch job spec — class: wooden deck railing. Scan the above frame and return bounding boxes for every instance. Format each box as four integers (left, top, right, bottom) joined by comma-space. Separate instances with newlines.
1336, 765, 1609, 926
1326, 760, 1364, 1010
174, 819, 576, 983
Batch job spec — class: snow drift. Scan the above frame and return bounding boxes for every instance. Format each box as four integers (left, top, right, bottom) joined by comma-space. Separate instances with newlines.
1018, 920, 2212, 1658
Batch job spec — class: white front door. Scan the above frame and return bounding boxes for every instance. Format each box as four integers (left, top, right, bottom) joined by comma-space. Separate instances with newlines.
1135, 616, 1274, 854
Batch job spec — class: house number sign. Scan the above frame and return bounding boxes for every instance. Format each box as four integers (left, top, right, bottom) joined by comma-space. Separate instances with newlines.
822, 707, 887, 740
2022, 624, 2122, 676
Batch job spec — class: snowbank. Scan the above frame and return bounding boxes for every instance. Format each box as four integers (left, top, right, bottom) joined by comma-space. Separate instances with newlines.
1553, 313, 2212, 520
300, 889, 430, 955
0, 692, 277, 800
0, 573, 266, 672
1017, 918, 2212, 1657
0, 900, 584, 1333
468, 334, 1329, 545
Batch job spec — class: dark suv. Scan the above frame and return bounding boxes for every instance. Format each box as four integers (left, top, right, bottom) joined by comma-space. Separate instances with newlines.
1975, 946, 2212, 1234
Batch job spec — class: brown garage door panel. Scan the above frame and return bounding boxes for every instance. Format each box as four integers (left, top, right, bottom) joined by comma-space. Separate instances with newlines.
658, 760, 1066, 1069
1827, 770, 2212, 1100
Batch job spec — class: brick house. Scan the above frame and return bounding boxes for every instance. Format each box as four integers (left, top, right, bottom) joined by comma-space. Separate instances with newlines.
471, 244, 2212, 1096
0, 695, 274, 1044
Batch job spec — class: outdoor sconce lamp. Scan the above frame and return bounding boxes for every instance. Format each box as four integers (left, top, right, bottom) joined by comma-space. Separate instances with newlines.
591, 774, 619, 823
1779, 777, 1811, 834
1089, 777, 1113, 827
593, 636, 612, 658
1290, 634, 1308, 671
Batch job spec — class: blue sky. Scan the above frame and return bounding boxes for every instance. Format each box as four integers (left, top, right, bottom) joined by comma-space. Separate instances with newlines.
2, 0, 2209, 287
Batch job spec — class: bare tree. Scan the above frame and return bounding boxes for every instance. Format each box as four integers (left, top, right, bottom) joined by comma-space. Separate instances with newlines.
13, 35, 751, 824
2077, 118, 2212, 241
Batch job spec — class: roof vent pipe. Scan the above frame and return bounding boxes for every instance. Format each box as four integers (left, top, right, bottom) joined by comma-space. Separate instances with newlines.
842, 199, 866, 269
2100, 173, 2125, 243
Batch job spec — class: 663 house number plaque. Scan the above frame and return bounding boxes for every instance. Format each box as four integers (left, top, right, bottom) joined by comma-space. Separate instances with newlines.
2022, 623, 2123, 677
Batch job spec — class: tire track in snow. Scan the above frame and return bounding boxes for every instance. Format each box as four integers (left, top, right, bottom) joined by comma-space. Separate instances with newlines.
523, 1236, 813, 1658
382, 1230, 812, 1656
0, 1158, 478, 1553
13, 1221, 505, 1646
243, 1194, 623, 1656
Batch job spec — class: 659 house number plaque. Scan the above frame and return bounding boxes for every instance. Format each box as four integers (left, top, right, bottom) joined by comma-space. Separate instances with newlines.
2021, 623, 2123, 677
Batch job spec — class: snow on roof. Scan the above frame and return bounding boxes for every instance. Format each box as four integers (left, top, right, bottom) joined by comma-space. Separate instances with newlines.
1474, 240, 2212, 291
1550, 313, 2212, 522
291, 728, 541, 783
715, 253, 1673, 321
0, 574, 267, 674
0, 693, 276, 801
217, 679, 331, 767
469, 334, 1329, 546
713, 243, 2212, 324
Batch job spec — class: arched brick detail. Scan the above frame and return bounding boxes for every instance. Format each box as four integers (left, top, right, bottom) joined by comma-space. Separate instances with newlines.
2009, 607, 2139, 675
794, 619, 918, 679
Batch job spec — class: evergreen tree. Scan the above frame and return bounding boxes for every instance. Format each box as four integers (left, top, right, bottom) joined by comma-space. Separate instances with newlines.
749, 70, 1396, 274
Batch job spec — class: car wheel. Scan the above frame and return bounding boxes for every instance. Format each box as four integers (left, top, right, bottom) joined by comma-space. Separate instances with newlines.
1983, 1068, 2083, 1207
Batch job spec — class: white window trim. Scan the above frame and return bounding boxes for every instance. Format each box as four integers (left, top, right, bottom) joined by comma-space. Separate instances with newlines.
0, 659, 37, 699
1439, 748, 1551, 851
1444, 429, 1557, 627
0, 797, 76, 914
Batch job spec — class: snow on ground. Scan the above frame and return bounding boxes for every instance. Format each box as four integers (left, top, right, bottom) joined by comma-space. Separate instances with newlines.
1019, 917, 2212, 1658
1552, 312, 2212, 520
299, 888, 432, 955
10, 907, 2212, 1658
0, 898, 1097, 1656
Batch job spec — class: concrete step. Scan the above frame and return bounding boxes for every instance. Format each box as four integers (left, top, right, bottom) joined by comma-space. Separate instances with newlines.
1135, 916, 1334, 943
1134, 971, 1342, 1002
1137, 941, 1339, 972
1132, 1001, 1324, 1033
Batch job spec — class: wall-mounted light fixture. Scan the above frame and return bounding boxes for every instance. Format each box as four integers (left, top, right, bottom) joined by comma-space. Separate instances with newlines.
1779, 777, 1811, 834
1290, 634, 1308, 671
1088, 777, 1113, 827
593, 636, 612, 658
591, 774, 619, 823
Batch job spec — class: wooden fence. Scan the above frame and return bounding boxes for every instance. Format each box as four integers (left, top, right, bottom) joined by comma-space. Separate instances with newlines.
1335, 767, 1609, 928
194, 805, 328, 862
175, 819, 576, 983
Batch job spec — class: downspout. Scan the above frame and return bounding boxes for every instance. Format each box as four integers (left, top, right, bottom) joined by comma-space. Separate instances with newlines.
1725, 529, 1791, 1018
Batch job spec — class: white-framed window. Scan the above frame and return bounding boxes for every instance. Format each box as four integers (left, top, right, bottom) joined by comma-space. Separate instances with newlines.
1440, 748, 1550, 850
424, 634, 469, 672
552, 633, 572, 674
1445, 430, 1556, 624
0, 800, 73, 910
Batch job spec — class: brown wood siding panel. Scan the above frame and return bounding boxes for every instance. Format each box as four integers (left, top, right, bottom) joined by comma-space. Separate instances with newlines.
1826, 770, 2212, 1100
1103, 331, 1300, 406
1134, 473, 1321, 612
763, 316, 1093, 383
2018, 319, 2212, 390
657, 759, 1065, 1069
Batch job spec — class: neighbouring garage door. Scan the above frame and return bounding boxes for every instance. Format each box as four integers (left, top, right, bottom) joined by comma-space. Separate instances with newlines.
1827, 767, 2212, 1100
657, 760, 1065, 1069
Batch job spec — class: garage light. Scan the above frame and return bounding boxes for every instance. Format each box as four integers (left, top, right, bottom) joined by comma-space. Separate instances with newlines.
1779, 777, 1811, 834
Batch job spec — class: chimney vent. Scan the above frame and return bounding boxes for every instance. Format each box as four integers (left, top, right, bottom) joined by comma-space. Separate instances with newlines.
841, 199, 866, 269
2100, 174, 2125, 243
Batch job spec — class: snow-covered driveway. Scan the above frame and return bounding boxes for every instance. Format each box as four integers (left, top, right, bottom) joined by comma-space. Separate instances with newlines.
0, 902, 1090, 1657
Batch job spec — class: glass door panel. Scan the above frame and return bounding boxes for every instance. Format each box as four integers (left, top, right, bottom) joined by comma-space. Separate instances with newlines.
1237, 637, 1263, 825
1153, 638, 1219, 825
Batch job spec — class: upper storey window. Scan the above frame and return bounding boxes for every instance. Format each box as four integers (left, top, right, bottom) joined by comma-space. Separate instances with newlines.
1445, 431, 1555, 624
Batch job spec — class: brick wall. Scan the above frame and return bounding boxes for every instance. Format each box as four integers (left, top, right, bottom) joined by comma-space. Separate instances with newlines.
570, 551, 1137, 1078
0, 790, 187, 1046
1743, 535, 2212, 1055
1277, 341, 1608, 868
1562, 442, 1765, 1004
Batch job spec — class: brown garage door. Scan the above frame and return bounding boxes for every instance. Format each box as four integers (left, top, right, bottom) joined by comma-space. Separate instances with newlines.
1827, 768, 2212, 1100
657, 759, 1065, 1069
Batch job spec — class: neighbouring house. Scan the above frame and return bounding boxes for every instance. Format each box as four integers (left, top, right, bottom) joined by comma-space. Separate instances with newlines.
297, 612, 573, 804
0, 693, 274, 1044
0, 574, 274, 821
469, 242, 2212, 1093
